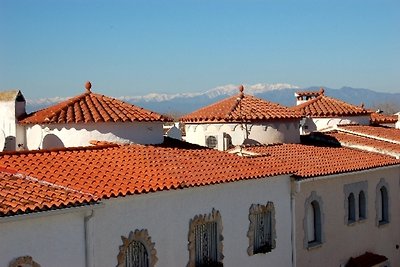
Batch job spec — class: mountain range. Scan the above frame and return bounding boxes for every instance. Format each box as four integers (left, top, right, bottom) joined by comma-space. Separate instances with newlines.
26, 83, 400, 116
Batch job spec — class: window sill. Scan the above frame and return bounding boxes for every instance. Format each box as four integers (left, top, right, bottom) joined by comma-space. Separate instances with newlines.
307, 241, 322, 250
378, 221, 389, 227
347, 220, 356, 226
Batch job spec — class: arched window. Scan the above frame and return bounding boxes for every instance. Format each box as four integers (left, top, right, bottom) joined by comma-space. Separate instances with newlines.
358, 191, 366, 220
205, 136, 218, 149
348, 193, 356, 223
307, 202, 316, 243
117, 229, 157, 267
304, 191, 324, 248
379, 186, 389, 224
376, 179, 390, 226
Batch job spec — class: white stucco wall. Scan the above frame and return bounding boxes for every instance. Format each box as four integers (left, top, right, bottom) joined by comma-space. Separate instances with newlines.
300, 115, 370, 134
0, 210, 87, 267
185, 120, 300, 150
25, 121, 164, 150
92, 175, 292, 267
294, 166, 400, 267
0, 101, 17, 151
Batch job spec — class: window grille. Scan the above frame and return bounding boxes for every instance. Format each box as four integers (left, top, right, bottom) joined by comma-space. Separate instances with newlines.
125, 240, 149, 267
188, 209, 223, 267
194, 222, 218, 266
247, 202, 276, 255
253, 210, 273, 253
117, 229, 157, 267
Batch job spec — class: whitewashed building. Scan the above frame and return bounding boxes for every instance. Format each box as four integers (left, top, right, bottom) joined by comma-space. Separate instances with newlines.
292, 89, 371, 134
0, 82, 171, 151
180, 86, 303, 150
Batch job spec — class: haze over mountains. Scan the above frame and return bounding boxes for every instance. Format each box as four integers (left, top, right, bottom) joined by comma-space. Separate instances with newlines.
26, 83, 400, 116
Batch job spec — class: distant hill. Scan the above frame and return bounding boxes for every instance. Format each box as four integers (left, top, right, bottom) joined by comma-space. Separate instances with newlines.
25, 84, 400, 116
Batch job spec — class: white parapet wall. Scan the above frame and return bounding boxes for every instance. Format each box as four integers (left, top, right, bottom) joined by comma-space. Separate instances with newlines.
25, 121, 165, 150
185, 120, 300, 150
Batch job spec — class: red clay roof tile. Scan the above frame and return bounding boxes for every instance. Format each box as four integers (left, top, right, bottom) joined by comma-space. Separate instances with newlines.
243, 143, 399, 178
338, 125, 400, 143
180, 92, 302, 123
20, 90, 171, 124
0, 170, 97, 217
370, 112, 398, 124
292, 93, 370, 117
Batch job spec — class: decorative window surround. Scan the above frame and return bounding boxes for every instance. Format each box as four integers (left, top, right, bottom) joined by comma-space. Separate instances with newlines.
9, 256, 41, 267
303, 191, 324, 249
247, 202, 277, 256
117, 229, 158, 267
188, 208, 224, 267
376, 178, 390, 226
343, 181, 368, 225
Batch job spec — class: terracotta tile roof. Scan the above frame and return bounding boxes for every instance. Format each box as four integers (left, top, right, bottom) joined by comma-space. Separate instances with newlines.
291, 94, 370, 117
1, 136, 398, 216
180, 90, 302, 123
310, 131, 400, 158
370, 112, 398, 125
337, 125, 400, 143
19, 89, 171, 124
346, 252, 387, 267
242, 143, 399, 179
0, 143, 290, 200
0, 168, 97, 217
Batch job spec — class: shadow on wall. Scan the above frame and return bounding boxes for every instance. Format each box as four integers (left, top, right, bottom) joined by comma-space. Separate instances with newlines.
42, 134, 65, 149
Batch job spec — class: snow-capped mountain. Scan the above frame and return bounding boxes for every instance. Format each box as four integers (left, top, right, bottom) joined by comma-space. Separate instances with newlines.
25, 83, 400, 116
117, 83, 300, 103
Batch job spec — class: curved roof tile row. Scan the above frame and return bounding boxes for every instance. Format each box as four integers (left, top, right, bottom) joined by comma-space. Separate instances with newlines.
19, 91, 171, 124
0, 140, 398, 216
180, 93, 302, 123
292, 94, 370, 117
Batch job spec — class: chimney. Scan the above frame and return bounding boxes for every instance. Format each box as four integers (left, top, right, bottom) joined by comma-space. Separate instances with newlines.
295, 88, 325, 105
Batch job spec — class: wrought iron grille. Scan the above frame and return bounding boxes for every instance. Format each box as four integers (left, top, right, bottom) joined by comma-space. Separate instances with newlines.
194, 221, 219, 266
125, 240, 149, 267
254, 211, 272, 253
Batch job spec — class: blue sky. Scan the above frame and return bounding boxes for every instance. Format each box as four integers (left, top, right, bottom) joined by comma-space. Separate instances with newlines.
0, 0, 399, 99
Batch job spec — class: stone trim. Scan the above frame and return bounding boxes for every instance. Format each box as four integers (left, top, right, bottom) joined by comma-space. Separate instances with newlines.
303, 191, 325, 249
117, 229, 158, 267
247, 202, 277, 256
187, 208, 224, 267
9, 256, 41, 267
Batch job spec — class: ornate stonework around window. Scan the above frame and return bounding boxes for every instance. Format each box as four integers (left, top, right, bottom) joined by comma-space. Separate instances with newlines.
9, 256, 41, 267
187, 208, 224, 267
247, 202, 276, 256
117, 229, 158, 267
